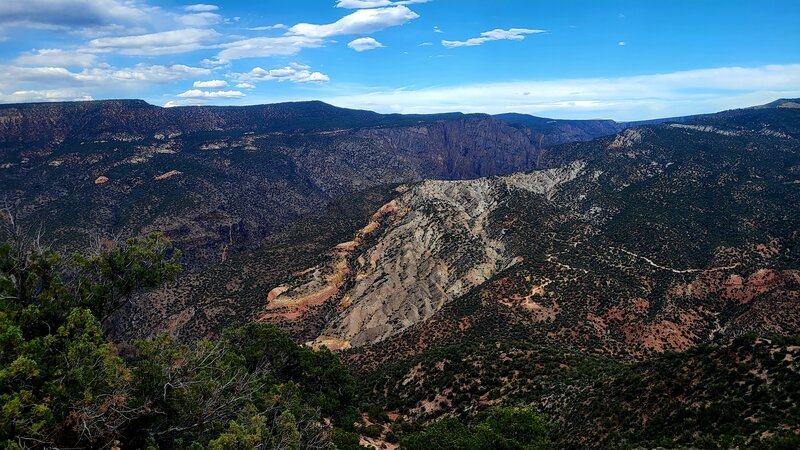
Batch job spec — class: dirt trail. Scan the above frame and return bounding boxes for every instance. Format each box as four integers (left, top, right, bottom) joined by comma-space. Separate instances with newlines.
612, 247, 740, 274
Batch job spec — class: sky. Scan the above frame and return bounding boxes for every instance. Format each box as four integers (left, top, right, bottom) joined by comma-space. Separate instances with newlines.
0, 0, 799, 120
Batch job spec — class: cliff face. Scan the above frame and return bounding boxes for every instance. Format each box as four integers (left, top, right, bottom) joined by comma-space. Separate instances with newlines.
0, 101, 548, 268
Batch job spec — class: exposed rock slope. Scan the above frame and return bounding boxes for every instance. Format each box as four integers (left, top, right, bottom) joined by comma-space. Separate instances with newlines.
262, 104, 800, 363
263, 162, 586, 348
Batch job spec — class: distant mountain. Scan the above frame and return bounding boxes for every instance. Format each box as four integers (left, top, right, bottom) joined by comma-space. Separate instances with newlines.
493, 113, 626, 147
0, 99, 472, 143
2, 100, 633, 270
0, 99, 642, 341
1, 100, 543, 268
493, 111, 694, 147
751, 97, 800, 109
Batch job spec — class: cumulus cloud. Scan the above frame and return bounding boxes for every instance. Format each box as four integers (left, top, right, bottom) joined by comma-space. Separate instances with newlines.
0, 0, 152, 30
184, 4, 218, 12
193, 79, 228, 88
235, 82, 256, 89
316, 64, 800, 120
92, 64, 211, 82
233, 63, 330, 84
288, 5, 418, 38
348, 37, 384, 51
335, 0, 429, 8
618, 41, 626, 46
0, 62, 214, 103
16, 48, 96, 67
177, 89, 245, 98
200, 58, 229, 67
0, 63, 210, 93
178, 12, 223, 27
215, 35, 324, 61
87, 28, 222, 55
0, 88, 93, 103
442, 28, 545, 48
221, 5, 418, 60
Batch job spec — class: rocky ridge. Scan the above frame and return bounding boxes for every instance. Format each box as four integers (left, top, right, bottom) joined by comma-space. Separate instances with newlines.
262, 162, 587, 348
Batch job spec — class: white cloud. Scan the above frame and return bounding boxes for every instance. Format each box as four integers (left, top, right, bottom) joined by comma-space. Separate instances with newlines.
184, 4, 218, 12
0, 0, 152, 31
193, 79, 228, 88
178, 12, 223, 27
418, 42, 433, 46
235, 82, 255, 89
221, 5, 418, 60
618, 41, 626, 46
16, 48, 96, 67
442, 28, 545, 48
335, 0, 429, 8
234, 63, 330, 84
0, 62, 214, 103
288, 5, 418, 38
348, 37, 384, 51
0, 64, 210, 91
215, 35, 324, 61
201, 58, 229, 67
314, 64, 800, 120
433, 25, 442, 33
88, 28, 222, 56
101, 64, 211, 82
177, 89, 245, 99
0, 88, 93, 103
164, 98, 206, 107
247, 24, 287, 31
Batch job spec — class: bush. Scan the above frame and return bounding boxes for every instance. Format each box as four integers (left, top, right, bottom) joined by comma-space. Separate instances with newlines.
400, 407, 553, 450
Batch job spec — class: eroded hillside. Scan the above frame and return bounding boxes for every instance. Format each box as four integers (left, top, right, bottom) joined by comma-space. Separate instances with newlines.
258, 102, 800, 364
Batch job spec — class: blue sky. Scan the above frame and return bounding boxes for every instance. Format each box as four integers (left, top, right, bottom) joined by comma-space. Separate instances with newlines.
0, 0, 798, 120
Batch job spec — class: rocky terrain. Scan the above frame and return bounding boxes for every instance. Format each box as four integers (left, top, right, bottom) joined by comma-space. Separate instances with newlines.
0, 100, 631, 269
263, 161, 587, 348
249, 100, 800, 366
362, 334, 800, 448
1, 99, 639, 341
2, 97, 799, 448
2, 98, 798, 355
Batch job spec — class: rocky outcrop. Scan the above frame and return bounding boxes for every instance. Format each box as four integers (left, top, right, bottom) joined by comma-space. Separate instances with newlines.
264, 162, 587, 347
606, 128, 643, 149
